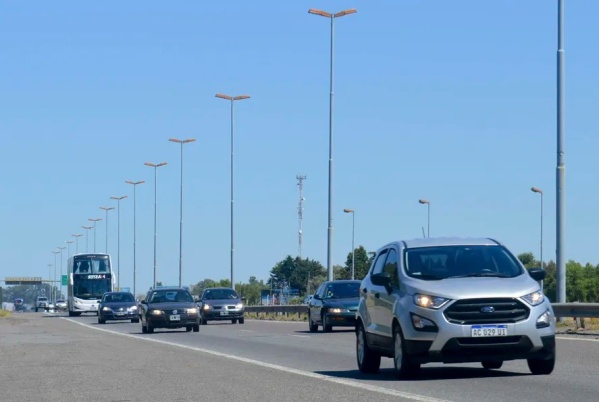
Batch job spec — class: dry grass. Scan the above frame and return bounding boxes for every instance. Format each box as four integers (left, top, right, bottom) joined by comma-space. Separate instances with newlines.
555, 317, 599, 332
246, 312, 307, 322
0, 309, 12, 318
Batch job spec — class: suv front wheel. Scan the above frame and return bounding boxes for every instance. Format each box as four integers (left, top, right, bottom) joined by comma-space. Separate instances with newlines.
356, 322, 381, 373
392, 324, 420, 378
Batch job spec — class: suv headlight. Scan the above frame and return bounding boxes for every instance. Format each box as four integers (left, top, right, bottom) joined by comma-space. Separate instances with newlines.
522, 290, 544, 306
413, 294, 450, 309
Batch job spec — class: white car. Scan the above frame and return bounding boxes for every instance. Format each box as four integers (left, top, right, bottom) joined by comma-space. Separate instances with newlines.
55, 300, 67, 310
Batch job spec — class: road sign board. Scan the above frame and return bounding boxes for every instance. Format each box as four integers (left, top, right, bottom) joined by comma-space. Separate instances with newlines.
62, 275, 68, 286
4, 277, 43, 285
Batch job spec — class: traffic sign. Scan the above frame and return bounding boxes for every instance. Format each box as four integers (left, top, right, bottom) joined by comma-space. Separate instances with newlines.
62, 275, 68, 286
4, 277, 43, 285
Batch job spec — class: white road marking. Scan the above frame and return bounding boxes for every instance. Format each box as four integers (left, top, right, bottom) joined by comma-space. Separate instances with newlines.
63, 317, 450, 402
240, 329, 254, 333
290, 334, 310, 338
556, 336, 599, 343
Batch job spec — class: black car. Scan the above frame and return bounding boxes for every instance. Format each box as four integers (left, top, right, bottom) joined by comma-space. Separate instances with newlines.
308, 280, 361, 332
140, 287, 200, 333
197, 287, 245, 324
98, 292, 139, 324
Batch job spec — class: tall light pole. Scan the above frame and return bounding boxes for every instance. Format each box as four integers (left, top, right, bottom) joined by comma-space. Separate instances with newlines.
531, 187, 544, 272
52, 250, 59, 303
556, 0, 566, 304
144, 162, 168, 288
72, 234, 83, 254
418, 199, 431, 238
308, 7, 357, 281
47, 263, 52, 297
81, 226, 92, 252
215, 93, 250, 290
99, 206, 115, 253
66, 240, 74, 258
343, 208, 355, 280
169, 137, 196, 287
88, 218, 102, 253
126, 180, 145, 298
58, 246, 66, 298
111, 195, 127, 290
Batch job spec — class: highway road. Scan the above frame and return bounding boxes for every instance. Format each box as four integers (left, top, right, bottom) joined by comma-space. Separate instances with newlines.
1, 312, 599, 402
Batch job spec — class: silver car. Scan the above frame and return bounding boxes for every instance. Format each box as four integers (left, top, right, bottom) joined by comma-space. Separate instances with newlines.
356, 237, 555, 377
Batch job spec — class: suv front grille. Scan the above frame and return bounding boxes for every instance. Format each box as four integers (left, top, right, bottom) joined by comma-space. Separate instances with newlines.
443, 298, 529, 324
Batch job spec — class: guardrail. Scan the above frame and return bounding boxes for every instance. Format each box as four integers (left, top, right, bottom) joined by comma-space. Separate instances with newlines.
245, 303, 599, 319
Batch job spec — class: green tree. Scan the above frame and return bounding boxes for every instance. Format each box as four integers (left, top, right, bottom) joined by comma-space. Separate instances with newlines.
269, 255, 326, 295
341, 246, 372, 280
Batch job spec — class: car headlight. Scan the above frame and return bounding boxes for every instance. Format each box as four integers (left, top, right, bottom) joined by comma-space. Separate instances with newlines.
522, 290, 545, 306
328, 308, 349, 313
186, 307, 199, 314
235, 303, 244, 309
128, 306, 138, 312
149, 309, 163, 316
202, 304, 211, 310
102, 307, 111, 312
413, 294, 450, 309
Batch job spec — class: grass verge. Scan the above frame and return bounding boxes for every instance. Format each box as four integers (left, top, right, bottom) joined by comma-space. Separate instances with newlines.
0, 309, 12, 318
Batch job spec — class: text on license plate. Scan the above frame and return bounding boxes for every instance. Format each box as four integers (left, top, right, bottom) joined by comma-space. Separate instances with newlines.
471, 325, 508, 337
220, 311, 229, 316
170, 314, 180, 321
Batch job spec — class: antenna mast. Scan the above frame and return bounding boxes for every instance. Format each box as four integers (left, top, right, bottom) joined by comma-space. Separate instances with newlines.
297, 175, 307, 257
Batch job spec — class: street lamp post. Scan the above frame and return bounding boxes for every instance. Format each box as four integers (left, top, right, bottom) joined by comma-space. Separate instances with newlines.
308, 7, 357, 281
66, 240, 74, 259
88, 218, 102, 253
111, 195, 127, 290
99, 206, 115, 253
215, 93, 250, 290
52, 250, 59, 303
531, 187, 544, 273
58, 246, 66, 298
126, 180, 145, 298
169, 137, 196, 287
47, 263, 52, 296
343, 208, 355, 280
81, 227, 92, 253
556, 0, 566, 305
418, 199, 431, 238
144, 162, 168, 288
72, 234, 83, 254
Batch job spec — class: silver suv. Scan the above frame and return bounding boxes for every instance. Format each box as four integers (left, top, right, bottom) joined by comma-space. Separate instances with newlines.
355, 237, 555, 377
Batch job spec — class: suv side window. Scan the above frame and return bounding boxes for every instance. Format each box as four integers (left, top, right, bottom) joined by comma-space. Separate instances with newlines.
383, 248, 400, 288
371, 249, 389, 275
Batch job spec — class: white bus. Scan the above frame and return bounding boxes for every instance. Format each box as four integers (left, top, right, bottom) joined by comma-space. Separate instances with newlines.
67, 253, 115, 316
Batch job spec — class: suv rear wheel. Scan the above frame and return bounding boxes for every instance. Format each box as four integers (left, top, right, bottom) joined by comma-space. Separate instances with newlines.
356, 322, 381, 373
392, 324, 420, 378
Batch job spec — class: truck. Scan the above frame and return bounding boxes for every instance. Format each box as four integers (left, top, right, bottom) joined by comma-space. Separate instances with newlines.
35, 296, 49, 312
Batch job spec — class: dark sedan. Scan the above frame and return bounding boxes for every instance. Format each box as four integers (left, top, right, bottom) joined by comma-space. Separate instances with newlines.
140, 287, 200, 333
308, 280, 361, 332
98, 292, 139, 324
198, 287, 245, 324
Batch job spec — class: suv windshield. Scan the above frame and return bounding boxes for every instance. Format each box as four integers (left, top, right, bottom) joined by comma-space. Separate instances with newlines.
404, 245, 524, 280
202, 289, 238, 300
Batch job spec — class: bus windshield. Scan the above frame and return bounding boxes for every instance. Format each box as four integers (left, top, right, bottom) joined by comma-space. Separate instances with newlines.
73, 276, 112, 299
73, 255, 110, 274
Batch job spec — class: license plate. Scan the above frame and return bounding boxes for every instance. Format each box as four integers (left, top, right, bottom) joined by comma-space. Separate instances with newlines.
170, 314, 180, 321
219, 311, 229, 316
116, 312, 125, 316
471, 325, 508, 337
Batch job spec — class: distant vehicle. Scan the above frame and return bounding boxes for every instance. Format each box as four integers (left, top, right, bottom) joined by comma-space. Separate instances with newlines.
139, 286, 200, 333
197, 287, 245, 325
67, 253, 115, 316
35, 296, 49, 312
13, 298, 24, 312
98, 292, 139, 324
55, 300, 67, 311
308, 280, 361, 333
356, 237, 556, 378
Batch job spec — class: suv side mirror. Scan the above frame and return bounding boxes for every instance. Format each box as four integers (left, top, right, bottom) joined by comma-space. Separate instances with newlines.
313, 294, 321, 301
371, 272, 391, 287
241, 297, 246, 302
528, 268, 546, 282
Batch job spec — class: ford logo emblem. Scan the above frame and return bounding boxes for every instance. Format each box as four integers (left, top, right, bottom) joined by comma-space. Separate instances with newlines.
173, 310, 178, 315
481, 306, 495, 313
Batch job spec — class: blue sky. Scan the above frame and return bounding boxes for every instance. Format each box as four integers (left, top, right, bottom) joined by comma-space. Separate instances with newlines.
1, 1, 598, 293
